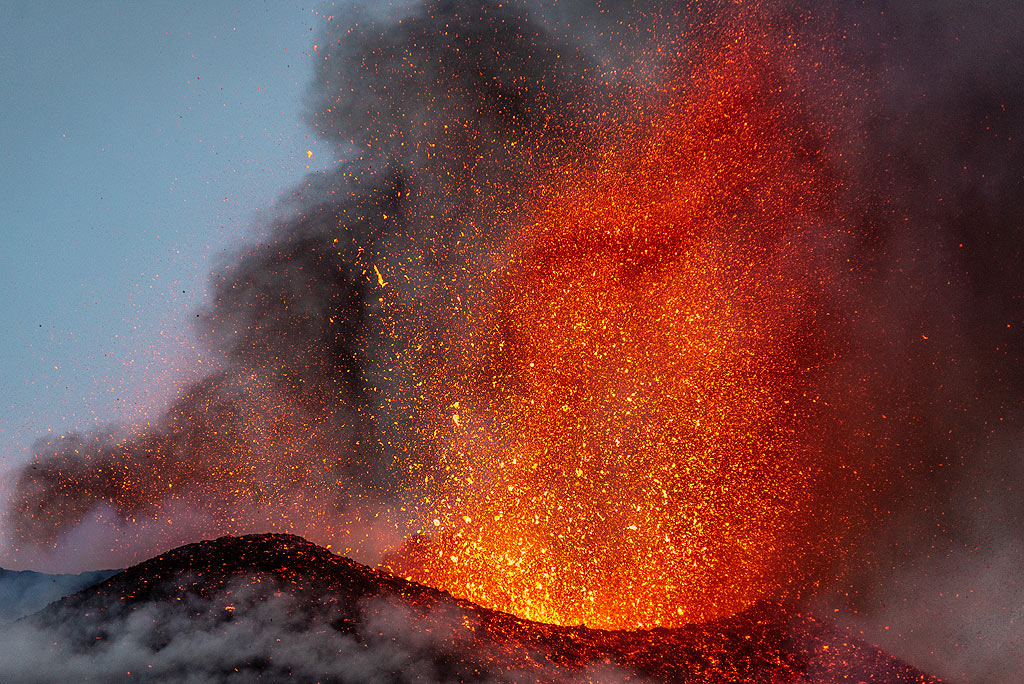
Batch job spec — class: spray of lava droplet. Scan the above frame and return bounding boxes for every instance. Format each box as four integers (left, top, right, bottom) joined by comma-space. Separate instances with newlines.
386, 15, 851, 631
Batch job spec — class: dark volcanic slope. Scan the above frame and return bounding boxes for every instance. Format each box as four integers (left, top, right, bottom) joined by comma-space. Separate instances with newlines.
0, 535, 940, 683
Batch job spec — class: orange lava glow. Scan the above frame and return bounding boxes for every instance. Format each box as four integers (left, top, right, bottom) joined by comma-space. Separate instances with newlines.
391, 24, 844, 629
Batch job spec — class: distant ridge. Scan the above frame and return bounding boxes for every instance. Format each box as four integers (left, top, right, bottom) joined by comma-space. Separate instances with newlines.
0, 566, 118, 623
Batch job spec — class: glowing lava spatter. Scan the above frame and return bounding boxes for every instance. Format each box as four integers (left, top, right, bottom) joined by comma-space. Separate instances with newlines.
390, 24, 844, 630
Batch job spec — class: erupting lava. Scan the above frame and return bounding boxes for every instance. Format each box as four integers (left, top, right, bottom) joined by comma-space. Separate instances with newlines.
390, 24, 845, 630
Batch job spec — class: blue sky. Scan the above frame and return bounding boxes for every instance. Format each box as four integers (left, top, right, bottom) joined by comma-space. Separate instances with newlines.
1, 2, 336, 470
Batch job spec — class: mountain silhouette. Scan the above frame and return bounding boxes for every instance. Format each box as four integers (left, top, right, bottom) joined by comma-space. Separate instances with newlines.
0, 534, 941, 683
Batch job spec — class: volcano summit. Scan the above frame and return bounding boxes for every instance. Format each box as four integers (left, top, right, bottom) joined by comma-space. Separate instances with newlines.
0, 534, 940, 683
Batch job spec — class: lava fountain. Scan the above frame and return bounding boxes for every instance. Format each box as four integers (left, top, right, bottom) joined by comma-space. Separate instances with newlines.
388, 19, 850, 630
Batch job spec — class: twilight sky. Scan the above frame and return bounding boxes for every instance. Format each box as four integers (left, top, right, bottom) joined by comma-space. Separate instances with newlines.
1, 2, 335, 470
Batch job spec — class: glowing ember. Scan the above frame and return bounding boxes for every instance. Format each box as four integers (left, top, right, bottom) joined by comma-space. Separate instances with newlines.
390, 24, 843, 629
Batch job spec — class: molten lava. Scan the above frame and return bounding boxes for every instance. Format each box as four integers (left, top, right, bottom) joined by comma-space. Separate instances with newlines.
392, 25, 844, 629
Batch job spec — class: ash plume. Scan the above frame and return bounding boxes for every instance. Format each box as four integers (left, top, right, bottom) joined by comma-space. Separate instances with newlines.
3, 0, 1022, 681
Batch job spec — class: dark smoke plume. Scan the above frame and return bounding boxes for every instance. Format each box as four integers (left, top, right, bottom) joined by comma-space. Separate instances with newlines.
3, 1, 1022, 681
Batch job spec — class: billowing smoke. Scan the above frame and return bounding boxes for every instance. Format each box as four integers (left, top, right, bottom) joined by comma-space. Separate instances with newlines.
3, 0, 1022, 681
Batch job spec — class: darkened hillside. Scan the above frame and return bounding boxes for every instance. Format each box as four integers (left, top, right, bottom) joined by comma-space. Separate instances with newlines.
0, 534, 941, 683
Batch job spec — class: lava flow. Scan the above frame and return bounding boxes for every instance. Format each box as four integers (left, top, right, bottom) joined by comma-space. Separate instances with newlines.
389, 21, 848, 630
